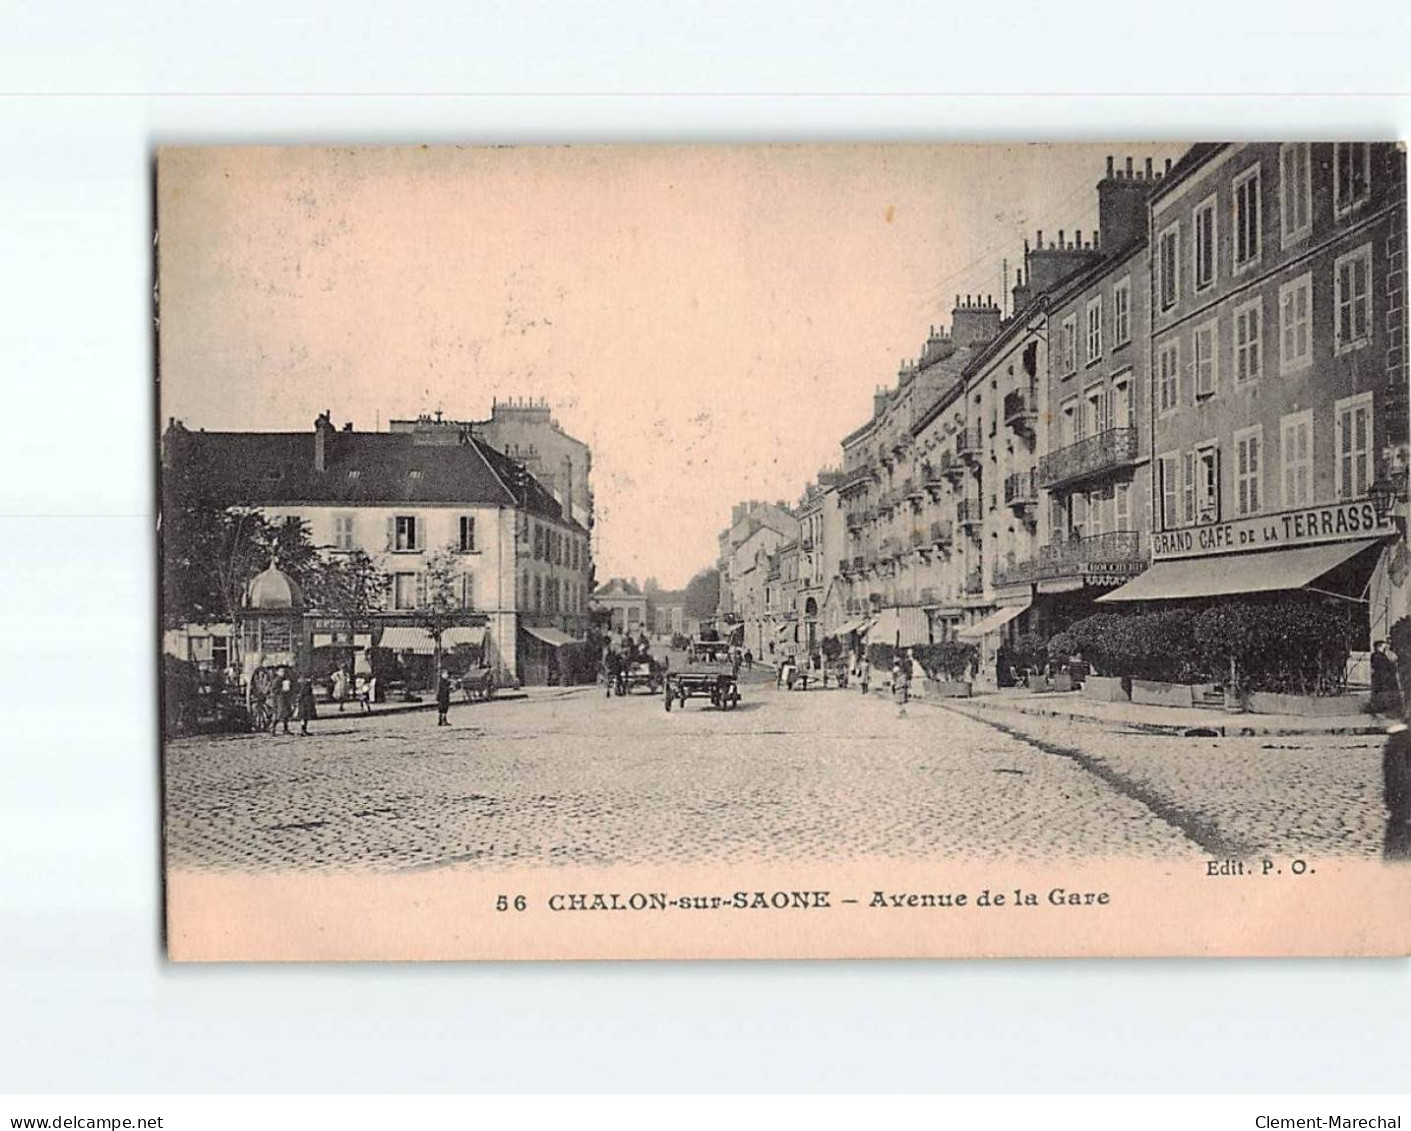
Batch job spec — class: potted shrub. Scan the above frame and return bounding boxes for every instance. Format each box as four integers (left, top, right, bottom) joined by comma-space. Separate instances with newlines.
913, 641, 975, 697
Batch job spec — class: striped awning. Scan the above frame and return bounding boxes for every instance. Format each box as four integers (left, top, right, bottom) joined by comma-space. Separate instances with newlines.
523, 625, 577, 647
869, 606, 931, 647
378, 626, 435, 654
443, 625, 486, 648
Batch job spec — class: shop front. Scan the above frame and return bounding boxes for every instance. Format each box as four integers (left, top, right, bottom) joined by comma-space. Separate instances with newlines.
1099, 499, 1403, 655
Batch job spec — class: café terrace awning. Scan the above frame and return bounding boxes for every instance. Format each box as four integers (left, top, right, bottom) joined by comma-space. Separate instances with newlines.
522, 625, 578, 647
957, 602, 1030, 641
870, 606, 930, 647
831, 618, 870, 637
1096, 538, 1381, 603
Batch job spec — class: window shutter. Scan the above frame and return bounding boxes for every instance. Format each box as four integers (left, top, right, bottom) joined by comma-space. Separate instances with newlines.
386, 516, 395, 551
415, 572, 428, 609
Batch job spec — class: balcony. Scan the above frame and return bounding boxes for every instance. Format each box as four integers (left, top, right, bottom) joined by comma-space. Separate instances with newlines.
838, 466, 875, 497
919, 586, 941, 606
993, 555, 1039, 587
838, 558, 852, 577
938, 451, 966, 483
846, 511, 866, 532
903, 477, 924, 504
876, 489, 897, 515
956, 497, 984, 532
1004, 469, 1038, 512
1036, 531, 1147, 582
964, 567, 984, 595
910, 527, 926, 548
954, 427, 981, 465
930, 519, 954, 548
1003, 383, 1038, 435
1038, 427, 1140, 488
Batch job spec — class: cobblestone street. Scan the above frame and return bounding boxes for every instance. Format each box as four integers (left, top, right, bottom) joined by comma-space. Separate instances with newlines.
164, 663, 1387, 872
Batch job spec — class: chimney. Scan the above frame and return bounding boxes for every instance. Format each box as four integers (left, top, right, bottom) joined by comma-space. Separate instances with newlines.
874, 388, 890, 417
1097, 153, 1160, 255
951, 293, 1002, 348
1011, 265, 1032, 316
313, 410, 335, 472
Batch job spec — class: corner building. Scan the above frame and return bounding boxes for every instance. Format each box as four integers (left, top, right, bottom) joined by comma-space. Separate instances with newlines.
1102, 142, 1409, 640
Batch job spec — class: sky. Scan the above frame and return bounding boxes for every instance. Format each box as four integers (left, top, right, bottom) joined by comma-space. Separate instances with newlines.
158, 142, 1188, 588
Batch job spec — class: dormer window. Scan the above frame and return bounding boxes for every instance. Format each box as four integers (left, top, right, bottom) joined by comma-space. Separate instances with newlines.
408, 469, 424, 480
346, 470, 361, 480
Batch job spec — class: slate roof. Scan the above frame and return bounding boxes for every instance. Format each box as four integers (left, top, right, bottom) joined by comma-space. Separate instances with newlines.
164, 424, 584, 532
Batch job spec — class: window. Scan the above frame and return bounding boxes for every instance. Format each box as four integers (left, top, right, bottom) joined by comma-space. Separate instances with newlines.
1279, 272, 1313, 374
392, 515, 419, 552
1234, 426, 1263, 516
458, 515, 476, 552
1087, 486, 1107, 537
1061, 314, 1078, 375
1181, 451, 1197, 525
1233, 297, 1263, 384
459, 571, 475, 609
1113, 276, 1131, 345
1060, 398, 1078, 446
334, 514, 355, 551
1111, 374, 1132, 430
1158, 224, 1180, 311
1335, 143, 1371, 215
1232, 165, 1261, 271
1086, 297, 1103, 363
1159, 453, 1179, 531
1193, 320, 1218, 399
1335, 392, 1374, 500
1196, 444, 1221, 523
1084, 384, 1107, 437
532, 524, 543, 561
1194, 194, 1216, 290
1280, 143, 1312, 246
1281, 410, 1313, 507
1114, 481, 1131, 532
1157, 341, 1180, 414
533, 576, 542, 610
1066, 492, 1087, 540
1334, 243, 1373, 354
393, 572, 418, 610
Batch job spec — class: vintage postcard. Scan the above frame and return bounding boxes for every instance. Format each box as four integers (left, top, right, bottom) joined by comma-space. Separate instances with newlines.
158, 142, 1411, 960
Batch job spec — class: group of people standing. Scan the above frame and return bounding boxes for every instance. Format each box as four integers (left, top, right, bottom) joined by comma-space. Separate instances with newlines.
266, 664, 376, 736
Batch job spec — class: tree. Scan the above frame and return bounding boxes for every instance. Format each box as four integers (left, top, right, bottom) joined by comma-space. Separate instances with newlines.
303, 549, 390, 669
412, 543, 464, 672
683, 567, 721, 622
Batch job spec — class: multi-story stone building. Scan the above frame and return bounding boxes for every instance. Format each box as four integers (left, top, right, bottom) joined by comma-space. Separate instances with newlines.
794, 473, 846, 653
1102, 142, 1409, 643
391, 396, 594, 530
716, 500, 800, 650
163, 412, 592, 685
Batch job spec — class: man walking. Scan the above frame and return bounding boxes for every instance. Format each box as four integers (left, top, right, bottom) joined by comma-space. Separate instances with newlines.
436, 667, 452, 726
297, 674, 317, 736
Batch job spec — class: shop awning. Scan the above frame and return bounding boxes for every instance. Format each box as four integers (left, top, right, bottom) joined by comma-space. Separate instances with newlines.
378, 626, 435, 654
1096, 538, 1382, 603
443, 625, 486, 648
957, 602, 1030, 641
832, 618, 869, 637
522, 625, 578, 647
870, 606, 931, 647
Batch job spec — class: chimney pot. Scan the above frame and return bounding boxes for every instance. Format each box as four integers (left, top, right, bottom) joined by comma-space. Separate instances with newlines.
1106, 155, 1114, 178
1165, 158, 1172, 174
1036, 229, 1043, 247
1125, 156, 1133, 176
1058, 230, 1065, 247
1144, 157, 1153, 179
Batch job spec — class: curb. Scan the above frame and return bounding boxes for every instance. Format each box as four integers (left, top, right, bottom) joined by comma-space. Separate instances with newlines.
929, 695, 1388, 738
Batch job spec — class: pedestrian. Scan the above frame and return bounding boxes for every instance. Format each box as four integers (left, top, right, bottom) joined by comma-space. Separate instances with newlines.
893, 651, 911, 707
271, 665, 293, 735
1371, 640, 1403, 717
297, 674, 317, 736
859, 654, 870, 695
364, 674, 377, 713
744, 648, 753, 671
436, 667, 452, 726
331, 665, 348, 712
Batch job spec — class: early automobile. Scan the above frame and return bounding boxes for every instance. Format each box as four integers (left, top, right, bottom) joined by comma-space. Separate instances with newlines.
664, 670, 740, 711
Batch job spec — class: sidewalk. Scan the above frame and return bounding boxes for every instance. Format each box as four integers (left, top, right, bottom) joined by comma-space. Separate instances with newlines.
925, 686, 1390, 737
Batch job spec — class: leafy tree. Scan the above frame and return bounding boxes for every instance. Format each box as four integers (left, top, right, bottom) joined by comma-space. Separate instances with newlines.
412, 543, 464, 671
683, 567, 721, 622
303, 549, 390, 668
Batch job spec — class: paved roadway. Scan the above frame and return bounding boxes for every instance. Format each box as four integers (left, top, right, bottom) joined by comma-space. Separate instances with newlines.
164, 657, 1384, 872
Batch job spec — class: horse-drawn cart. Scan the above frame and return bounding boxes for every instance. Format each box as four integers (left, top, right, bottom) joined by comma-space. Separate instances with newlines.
664, 670, 740, 711
623, 658, 663, 695
456, 668, 497, 703
686, 638, 733, 664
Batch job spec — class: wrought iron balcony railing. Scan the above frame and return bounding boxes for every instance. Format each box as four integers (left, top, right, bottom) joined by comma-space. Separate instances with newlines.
1038, 427, 1140, 488
954, 427, 982, 464
1004, 469, 1038, 508
956, 498, 984, 528
1003, 383, 1038, 432
963, 567, 985, 595
930, 519, 953, 546
1036, 531, 1146, 577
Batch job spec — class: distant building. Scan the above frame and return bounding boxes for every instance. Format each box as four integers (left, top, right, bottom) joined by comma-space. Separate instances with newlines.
716, 500, 800, 653
592, 577, 650, 636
